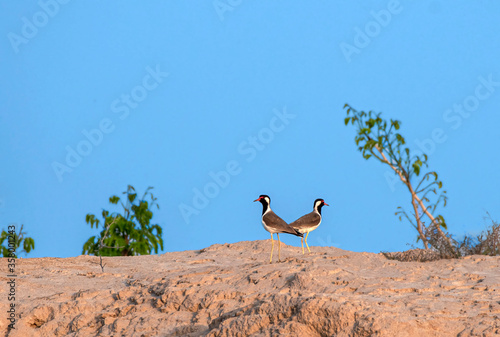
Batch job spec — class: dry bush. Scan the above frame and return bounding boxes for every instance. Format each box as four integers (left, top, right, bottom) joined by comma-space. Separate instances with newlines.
456, 214, 500, 257
424, 223, 459, 259
382, 249, 443, 262
384, 214, 499, 262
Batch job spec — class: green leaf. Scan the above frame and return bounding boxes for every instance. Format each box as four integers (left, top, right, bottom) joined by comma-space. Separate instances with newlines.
23, 237, 35, 253
109, 196, 120, 204
437, 215, 447, 229
344, 117, 350, 125
413, 163, 421, 176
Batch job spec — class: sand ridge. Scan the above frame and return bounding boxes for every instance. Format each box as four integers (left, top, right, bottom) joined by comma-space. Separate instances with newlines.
1, 240, 499, 336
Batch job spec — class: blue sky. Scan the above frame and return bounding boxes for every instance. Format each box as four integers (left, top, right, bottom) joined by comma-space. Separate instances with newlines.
1, 1, 499, 258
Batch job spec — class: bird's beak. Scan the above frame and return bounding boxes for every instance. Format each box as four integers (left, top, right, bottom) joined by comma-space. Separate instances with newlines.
324, 202, 330, 206
253, 198, 260, 202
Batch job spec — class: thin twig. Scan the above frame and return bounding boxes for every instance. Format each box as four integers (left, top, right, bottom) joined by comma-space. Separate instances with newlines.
97, 217, 118, 272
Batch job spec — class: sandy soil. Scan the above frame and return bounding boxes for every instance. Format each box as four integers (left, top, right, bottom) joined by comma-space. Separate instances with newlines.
1, 240, 499, 336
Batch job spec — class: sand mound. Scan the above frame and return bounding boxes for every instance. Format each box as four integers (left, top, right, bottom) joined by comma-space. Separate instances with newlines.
1, 240, 499, 336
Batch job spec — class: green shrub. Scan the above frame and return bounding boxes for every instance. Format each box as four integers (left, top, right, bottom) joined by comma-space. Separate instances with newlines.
83, 185, 163, 257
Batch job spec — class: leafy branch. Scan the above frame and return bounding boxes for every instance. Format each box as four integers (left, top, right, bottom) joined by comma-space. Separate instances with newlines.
344, 104, 454, 255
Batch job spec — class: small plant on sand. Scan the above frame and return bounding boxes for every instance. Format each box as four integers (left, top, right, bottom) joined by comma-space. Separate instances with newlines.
83, 185, 164, 267
0, 224, 35, 258
343, 104, 456, 257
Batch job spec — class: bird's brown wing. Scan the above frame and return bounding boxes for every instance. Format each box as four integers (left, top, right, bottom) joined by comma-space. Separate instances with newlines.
264, 211, 303, 237
289, 212, 321, 231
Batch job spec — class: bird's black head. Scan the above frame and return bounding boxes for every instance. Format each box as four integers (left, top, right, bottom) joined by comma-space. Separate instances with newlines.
254, 195, 270, 203
313, 198, 329, 214
254, 195, 271, 214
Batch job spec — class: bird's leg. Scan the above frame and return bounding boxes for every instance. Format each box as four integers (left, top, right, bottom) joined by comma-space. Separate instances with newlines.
270, 234, 274, 263
301, 237, 305, 255
277, 233, 281, 262
305, 232, 311, 253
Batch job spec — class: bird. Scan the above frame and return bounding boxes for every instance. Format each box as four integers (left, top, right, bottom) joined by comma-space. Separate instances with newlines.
254, 195, 303, 263
289, 198, 329, 254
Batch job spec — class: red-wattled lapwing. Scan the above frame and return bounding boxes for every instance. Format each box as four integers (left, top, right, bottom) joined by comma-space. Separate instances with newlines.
254, 195, 303, 263
289, 198, 329, 254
